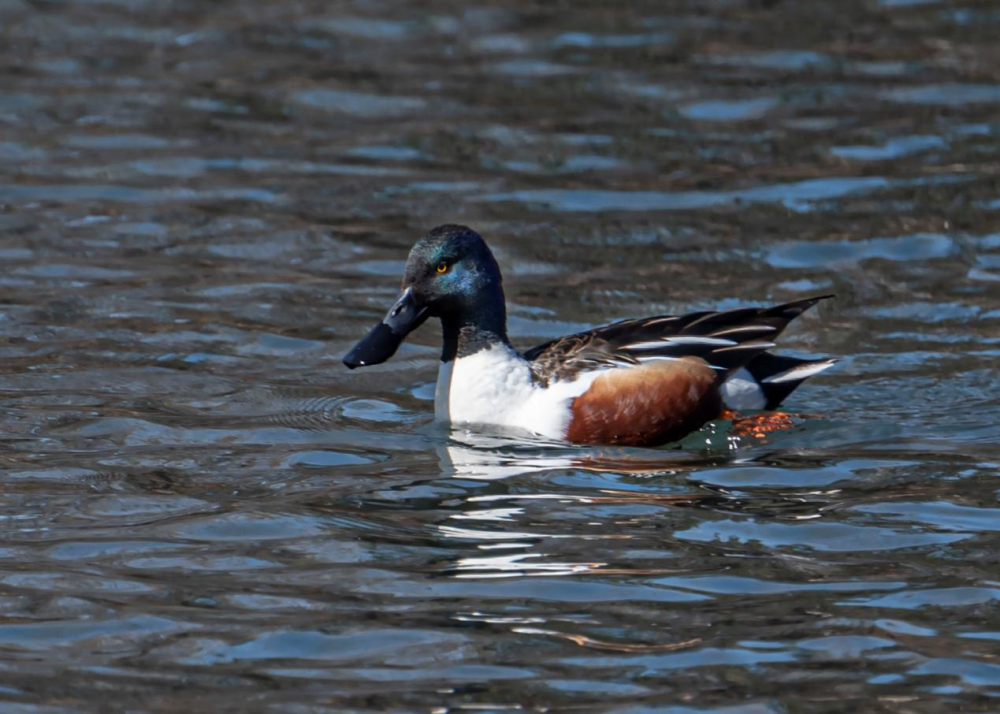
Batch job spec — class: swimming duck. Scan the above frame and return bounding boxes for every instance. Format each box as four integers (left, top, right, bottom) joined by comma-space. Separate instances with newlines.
343, 225, 835, 446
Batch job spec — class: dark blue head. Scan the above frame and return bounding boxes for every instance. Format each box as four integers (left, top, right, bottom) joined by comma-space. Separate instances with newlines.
343, 225, 508, 368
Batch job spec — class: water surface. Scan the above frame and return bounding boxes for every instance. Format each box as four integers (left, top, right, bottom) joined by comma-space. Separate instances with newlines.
0, 0, 998, 711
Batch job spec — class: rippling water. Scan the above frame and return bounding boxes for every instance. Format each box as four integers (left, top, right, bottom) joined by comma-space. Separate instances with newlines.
1, 0, 998, 710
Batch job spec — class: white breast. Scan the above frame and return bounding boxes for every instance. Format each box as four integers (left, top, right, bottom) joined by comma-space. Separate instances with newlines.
434, 344, 603, 440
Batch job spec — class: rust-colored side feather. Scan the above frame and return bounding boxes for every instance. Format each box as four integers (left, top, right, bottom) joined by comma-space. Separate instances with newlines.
566, 358, 721, 446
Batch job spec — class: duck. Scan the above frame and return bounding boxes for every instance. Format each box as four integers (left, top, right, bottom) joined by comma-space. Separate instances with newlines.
343, 224, 836, 447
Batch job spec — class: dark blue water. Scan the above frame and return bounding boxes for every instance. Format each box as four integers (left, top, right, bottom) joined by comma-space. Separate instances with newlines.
0, 1, 998, 711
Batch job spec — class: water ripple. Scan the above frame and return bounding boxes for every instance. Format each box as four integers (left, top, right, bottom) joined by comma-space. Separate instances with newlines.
0, 0, 996, 709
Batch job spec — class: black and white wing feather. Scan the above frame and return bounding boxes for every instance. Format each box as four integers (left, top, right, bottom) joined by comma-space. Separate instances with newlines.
524, 295, 833, 386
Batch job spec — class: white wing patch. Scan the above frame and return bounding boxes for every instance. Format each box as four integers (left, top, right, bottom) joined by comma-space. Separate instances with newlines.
713, 341, 777, 353
762, 358, 837, 384
711, 325, 779, 338
627, 335, 737, 350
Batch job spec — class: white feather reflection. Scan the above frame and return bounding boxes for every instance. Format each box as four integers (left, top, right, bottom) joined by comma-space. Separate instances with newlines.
434, 435, 711, 579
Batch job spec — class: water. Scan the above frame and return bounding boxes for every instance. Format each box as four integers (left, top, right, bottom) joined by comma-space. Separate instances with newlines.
1, 1, 998, 711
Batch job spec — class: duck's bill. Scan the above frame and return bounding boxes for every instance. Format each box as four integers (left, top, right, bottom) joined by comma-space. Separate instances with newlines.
343, 287, 429, 369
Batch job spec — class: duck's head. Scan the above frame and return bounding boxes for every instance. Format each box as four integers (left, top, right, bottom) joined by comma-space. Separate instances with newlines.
343, 225, 505, 368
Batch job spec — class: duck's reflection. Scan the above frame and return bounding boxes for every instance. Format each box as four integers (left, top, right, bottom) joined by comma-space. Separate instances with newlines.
428, 427, 837, 580
436, 426, 722, 481
431, 429, 717, 579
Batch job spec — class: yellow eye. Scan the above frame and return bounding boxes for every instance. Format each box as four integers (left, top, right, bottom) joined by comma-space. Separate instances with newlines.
436, 261, 449, 274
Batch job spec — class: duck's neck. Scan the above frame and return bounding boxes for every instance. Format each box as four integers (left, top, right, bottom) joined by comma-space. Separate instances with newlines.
440, 299, 510, 363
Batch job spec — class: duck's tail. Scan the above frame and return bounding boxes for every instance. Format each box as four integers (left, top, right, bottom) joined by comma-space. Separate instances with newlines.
722, 353, 838, 411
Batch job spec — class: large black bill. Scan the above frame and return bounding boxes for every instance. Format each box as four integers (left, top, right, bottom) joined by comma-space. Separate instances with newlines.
343, 288, 429, 369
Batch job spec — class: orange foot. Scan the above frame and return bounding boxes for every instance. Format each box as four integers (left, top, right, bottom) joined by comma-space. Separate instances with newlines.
730, 411, 796, 439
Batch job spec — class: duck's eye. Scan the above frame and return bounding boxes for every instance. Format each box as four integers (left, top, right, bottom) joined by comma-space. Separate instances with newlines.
436, 261, 450, 274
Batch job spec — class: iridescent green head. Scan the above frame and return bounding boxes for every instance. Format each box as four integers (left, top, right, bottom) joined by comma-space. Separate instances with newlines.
343, 225, 507, 368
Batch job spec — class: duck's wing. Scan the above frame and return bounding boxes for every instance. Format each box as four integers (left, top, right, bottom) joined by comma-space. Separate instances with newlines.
524, 295, 833, 386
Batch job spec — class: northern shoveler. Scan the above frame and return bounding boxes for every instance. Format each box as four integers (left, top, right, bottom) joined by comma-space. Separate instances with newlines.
343, 224, 836, 446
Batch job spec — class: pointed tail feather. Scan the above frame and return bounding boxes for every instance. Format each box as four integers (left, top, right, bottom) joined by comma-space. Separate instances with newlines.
724, 353, 838, 410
